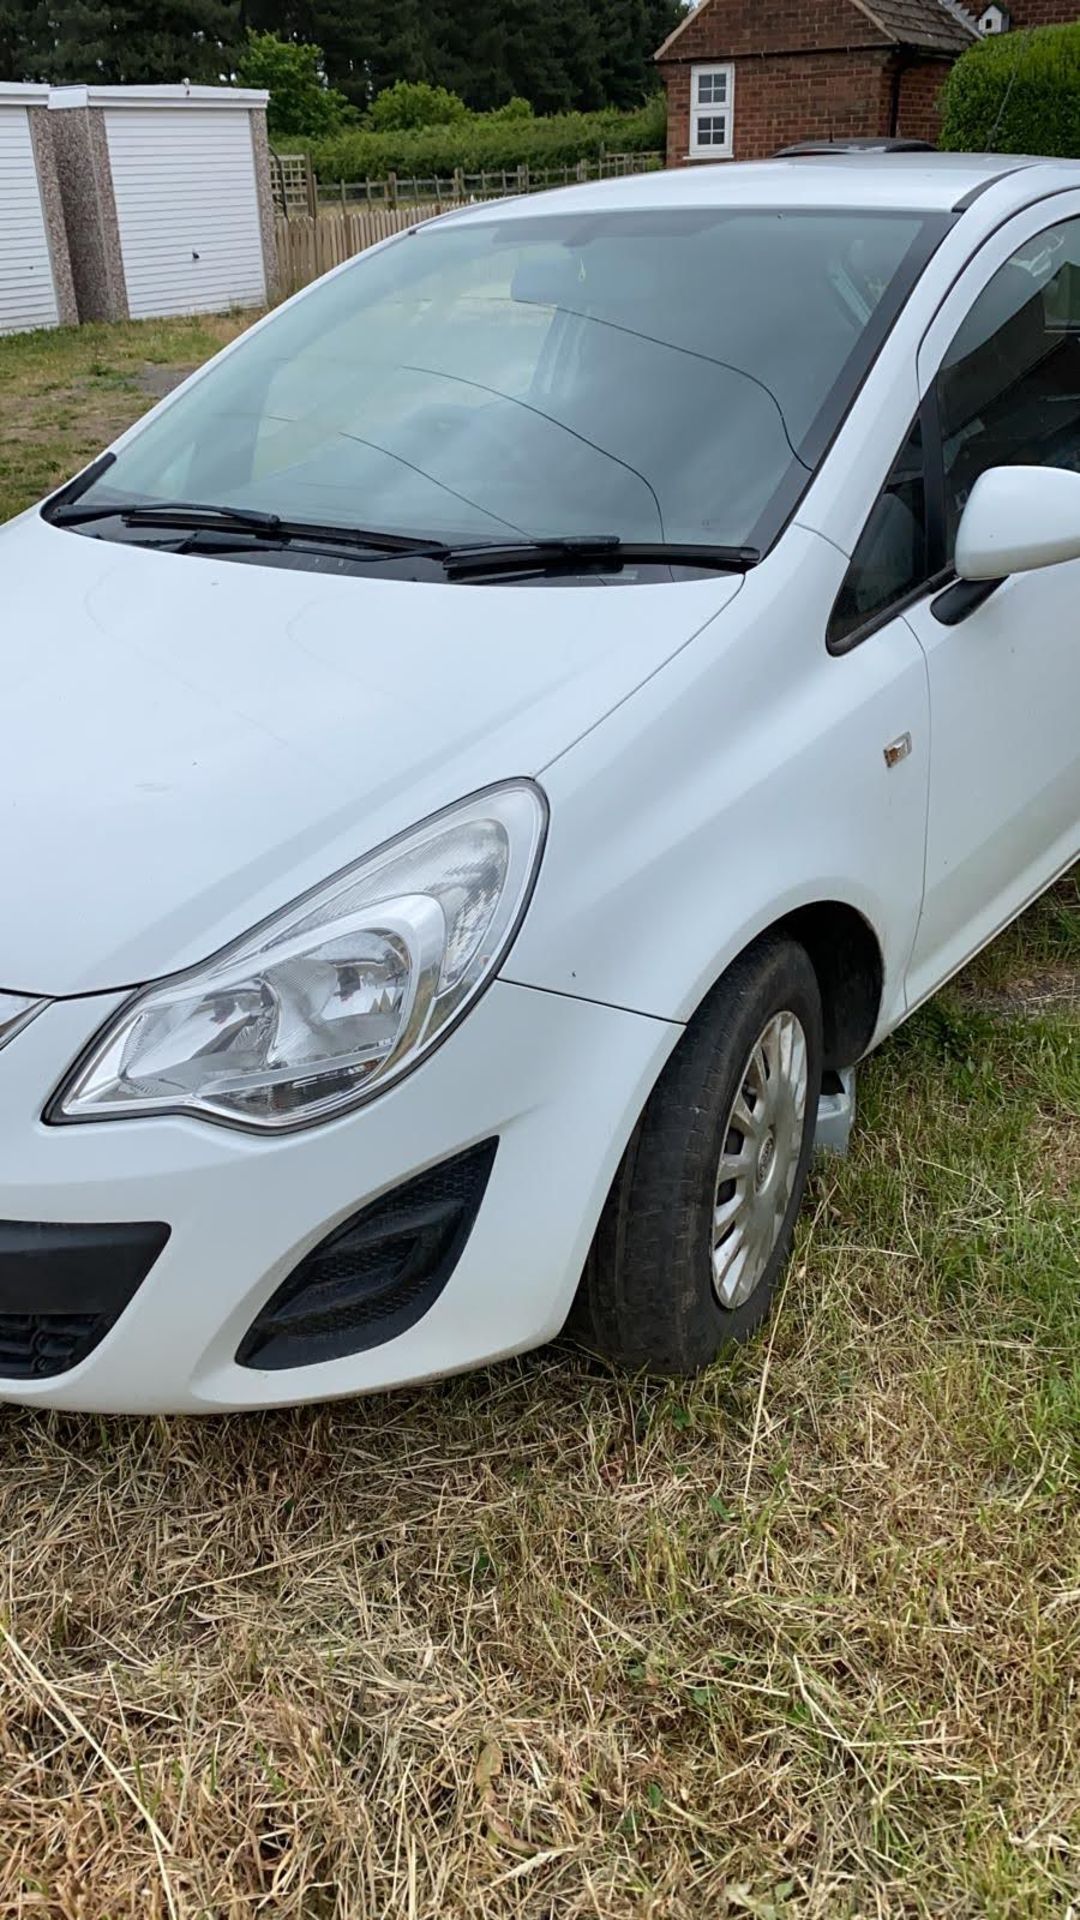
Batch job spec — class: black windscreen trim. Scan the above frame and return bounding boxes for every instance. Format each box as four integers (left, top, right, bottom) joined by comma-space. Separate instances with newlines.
952, 166, 1038, 214
920, 384, 949, 577
828, 567, 952, 656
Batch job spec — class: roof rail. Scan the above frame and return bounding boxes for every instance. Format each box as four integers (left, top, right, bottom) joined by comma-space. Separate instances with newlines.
775, 138, 937, 156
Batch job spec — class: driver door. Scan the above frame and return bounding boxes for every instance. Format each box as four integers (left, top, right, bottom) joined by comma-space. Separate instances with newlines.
902, 199, 1080, 1009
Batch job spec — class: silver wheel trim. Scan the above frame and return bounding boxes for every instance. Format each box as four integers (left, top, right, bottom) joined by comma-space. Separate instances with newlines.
712, 1010, 809, 1312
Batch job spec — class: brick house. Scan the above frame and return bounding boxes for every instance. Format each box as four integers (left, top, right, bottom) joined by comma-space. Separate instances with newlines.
655, 0, 1079, 167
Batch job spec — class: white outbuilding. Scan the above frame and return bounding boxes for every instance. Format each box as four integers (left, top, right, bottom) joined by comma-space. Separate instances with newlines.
49, 85, 278, 323
0, 83, 77, 335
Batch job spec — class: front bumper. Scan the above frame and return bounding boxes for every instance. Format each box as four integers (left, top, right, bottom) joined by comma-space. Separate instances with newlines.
0, 980, 678, 1413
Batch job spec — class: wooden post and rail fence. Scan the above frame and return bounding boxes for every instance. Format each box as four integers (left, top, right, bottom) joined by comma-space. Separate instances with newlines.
270, 149, 664, 299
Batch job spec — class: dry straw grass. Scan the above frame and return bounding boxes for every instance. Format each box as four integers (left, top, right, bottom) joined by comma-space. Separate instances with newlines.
0, 319, 1077, 1917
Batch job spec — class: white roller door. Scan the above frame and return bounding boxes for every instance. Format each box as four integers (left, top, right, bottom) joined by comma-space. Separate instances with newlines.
106, 107, 266, 319
0, 106, 60, 335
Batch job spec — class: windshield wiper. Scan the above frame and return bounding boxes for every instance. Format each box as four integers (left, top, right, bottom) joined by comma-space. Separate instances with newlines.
49, 498, 283, 532
47, 499, 451, 557
46, 499, 759, 575
441, 536, 760, 579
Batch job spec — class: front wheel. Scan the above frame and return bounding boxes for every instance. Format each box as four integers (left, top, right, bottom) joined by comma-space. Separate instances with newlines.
575, 934, 824, 1374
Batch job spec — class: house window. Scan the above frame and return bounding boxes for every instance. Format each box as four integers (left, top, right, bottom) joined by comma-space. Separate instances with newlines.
690, 64, 734, 159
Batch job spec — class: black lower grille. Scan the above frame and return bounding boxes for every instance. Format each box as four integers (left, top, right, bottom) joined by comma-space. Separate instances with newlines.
0, 1219, 171, 1379
0, 1312, 107, 1380
237, 1140, 498, 1371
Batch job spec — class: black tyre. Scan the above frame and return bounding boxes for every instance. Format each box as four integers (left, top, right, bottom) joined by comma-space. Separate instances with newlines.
575, 934, 824, 1374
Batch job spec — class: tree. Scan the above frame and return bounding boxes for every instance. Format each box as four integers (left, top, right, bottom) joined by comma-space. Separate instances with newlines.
16, 0, 681, 113
364, 0, 434, 96
39, 0, 245, 84
596, 0, 651, 108
236, 28, 350, 137
646, 0, 684, 64
419, 0, 675, 116
420, 0, 598, 115
595, 0, 683, 108
0, 1, 50, 79
239, 2, 364, 109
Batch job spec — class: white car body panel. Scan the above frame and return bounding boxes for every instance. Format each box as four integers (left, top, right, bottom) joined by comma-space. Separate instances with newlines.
434, 152, 1053, 222
2, 152, 1079, 1411
504, 525, 930, 1035
0, 982, 677, 1412
902, 191, 1080, 1004
0, 510, 739, 995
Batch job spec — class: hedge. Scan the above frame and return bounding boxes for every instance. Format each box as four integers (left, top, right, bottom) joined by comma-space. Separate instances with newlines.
307, 97, 667, 182
939, 22, 1080, 156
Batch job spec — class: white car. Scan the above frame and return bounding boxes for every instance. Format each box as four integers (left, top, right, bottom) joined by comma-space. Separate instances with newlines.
2, 148, 1078, 1413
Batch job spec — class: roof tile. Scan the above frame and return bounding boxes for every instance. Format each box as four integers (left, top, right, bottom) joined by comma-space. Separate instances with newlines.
655, 0, 980, 62
851, 0, 980, 55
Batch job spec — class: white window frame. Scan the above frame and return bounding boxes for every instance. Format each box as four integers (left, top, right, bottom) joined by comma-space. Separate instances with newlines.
689, 63, 735, 160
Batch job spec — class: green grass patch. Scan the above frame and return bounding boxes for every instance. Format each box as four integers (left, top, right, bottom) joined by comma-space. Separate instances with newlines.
0, 313, 254, 523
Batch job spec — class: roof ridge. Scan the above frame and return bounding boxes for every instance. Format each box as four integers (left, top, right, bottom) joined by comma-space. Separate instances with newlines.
847, 0, 897, 40
936, 0, 981, 37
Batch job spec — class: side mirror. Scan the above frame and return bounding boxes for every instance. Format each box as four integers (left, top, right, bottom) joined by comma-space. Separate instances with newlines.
956, 464, 1080, 581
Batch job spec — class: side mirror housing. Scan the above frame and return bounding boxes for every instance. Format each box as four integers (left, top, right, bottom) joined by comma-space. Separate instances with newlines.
956, 464, 1080, 581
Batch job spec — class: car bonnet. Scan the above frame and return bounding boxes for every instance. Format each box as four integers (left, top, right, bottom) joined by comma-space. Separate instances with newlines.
1, 512, 743, 995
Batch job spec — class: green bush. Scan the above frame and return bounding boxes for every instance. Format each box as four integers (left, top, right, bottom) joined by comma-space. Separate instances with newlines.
309, 96, 667, 182
489, 96, 535, 122
939, 22, 1080, 156
369, 80, 470, 133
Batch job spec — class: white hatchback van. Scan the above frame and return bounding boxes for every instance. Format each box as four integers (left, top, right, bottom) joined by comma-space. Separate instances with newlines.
1, 149, 1077, 1412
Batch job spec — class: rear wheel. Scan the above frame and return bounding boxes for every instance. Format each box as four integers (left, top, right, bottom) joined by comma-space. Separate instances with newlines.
575, 934, 823, 1374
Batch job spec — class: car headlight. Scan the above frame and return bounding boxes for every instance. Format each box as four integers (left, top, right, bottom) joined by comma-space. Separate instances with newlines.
52, 782, 546, 1132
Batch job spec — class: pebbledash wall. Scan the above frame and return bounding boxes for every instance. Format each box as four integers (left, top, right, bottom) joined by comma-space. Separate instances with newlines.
48, 84, 278, 324
655, 0, 1080, 166
0, 83, 77, 334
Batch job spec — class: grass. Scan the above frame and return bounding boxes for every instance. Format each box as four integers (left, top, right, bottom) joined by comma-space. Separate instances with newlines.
0, 314, 251, 524
1, 316, 1078, 1918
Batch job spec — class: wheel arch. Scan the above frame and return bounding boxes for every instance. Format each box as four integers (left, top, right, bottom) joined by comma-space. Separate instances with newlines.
603, 893, 886, 1193
677, 897, 886, 1074
773, 899, 884, 1070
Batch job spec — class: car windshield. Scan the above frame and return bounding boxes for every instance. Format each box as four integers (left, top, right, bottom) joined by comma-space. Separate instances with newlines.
65, 205, 940, 553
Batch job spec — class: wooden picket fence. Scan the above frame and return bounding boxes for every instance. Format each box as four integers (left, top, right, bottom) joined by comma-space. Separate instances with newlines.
274, 203, 445, 298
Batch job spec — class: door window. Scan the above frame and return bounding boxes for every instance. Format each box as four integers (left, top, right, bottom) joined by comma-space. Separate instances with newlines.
829, 415, 929, 648
937, 218, 1080, 555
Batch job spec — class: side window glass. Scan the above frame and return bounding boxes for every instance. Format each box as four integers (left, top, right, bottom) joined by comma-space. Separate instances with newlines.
938, 218, 1080, 556
829, 416, 927, 646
